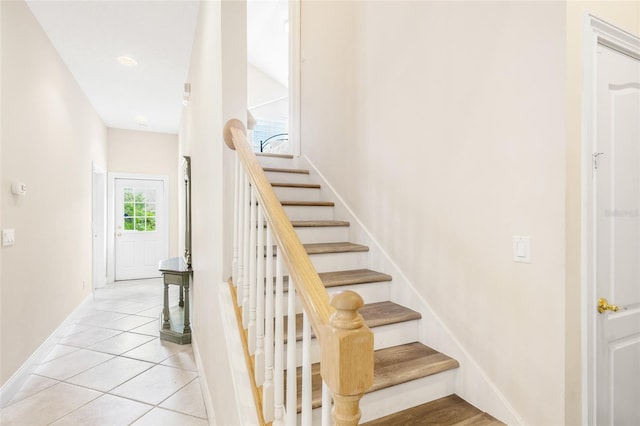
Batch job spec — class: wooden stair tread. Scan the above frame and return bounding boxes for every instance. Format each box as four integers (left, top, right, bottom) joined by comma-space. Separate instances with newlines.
318, 268, 391, 286
370, 342, 459, 392
361, 394, 504, 426
292, 220, 349, 228
271, 182, 321, 189
263, 167, 309, 175
284, 301, 420, 342
256, 152, 293, 159
280, 200, 334, 206
264, 242, 369, 257
274, 268, 391, 292
262, 220, 350, 228
304, 242, 368, 254
288, 342, 459, 412
266, 242, 368, 257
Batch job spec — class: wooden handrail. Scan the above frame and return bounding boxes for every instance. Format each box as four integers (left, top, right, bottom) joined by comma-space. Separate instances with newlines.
224, 119, 374, 425
224, 119, 331, 333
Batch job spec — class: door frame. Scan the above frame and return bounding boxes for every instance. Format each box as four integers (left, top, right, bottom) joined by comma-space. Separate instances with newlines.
289, 0, 301, 157
582, 14, 640, 425
107, 172, 169, 283
92, 161, 107, 290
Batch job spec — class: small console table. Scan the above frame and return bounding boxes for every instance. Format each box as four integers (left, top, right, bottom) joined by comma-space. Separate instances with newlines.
159, 257, 192, 344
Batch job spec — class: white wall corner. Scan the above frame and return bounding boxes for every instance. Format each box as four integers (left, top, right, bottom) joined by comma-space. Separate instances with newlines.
219, 282, 260, 425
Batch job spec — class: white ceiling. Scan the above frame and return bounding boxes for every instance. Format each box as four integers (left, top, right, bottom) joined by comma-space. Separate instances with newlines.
247, 0, 288, 88
26, 0, 200, 134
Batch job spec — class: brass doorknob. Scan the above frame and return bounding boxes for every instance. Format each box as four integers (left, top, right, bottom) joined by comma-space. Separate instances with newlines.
598, 297, 620, 314
117, 232, 122, 237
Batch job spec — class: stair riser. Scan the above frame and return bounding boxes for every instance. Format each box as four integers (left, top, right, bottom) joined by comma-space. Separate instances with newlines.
283, 319, 419, 367
266, 251, 368, 275
258, 226, 348, 244
283, 205, 334, 221
302, 370, 456, 425
257, 156, 298, 169
293, 226, 350, 244
360, 370, 457, 423
281, 281, 391, 314
273, 187, 321, 202
309, 252, 368, 273
265, 171, 310, 184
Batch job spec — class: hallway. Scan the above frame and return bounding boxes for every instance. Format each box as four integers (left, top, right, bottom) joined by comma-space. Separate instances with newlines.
1, 279, 209, 426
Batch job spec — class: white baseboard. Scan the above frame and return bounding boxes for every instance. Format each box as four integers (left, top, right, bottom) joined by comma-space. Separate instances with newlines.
191, 334, 216, 426
0, 293, 93, 408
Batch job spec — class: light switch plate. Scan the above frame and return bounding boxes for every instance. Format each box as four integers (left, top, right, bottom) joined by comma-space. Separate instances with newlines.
2, 229, 15, 247
513, 236, 531, 263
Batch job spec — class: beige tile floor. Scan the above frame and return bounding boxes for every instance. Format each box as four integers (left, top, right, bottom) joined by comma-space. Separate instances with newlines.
1, 279, 209, 426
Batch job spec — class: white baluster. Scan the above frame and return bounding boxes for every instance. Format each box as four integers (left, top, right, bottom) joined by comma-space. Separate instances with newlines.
248, 188, 257, 353
232, 155, 239, 285
302, 312, 312, 425
263, 225, 275, 422
242, 179, 250, 326
255, 207, 265, 385
322, 380, 332, 426
236, 171, 245, 305
273, 253, 285, 426
287, 279, 297, 426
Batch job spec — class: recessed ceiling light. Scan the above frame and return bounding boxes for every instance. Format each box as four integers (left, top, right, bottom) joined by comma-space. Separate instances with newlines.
117, 56, 138, 67
135, 115, 148, 127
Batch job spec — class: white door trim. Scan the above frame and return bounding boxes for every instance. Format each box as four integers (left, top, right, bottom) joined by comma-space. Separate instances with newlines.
289, 0, 301, 156
582, 14, 640, 425
107, 172, 169, 283
92, 161, 107, 291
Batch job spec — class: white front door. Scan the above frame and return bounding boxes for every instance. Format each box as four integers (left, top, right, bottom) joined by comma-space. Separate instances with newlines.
594, 43, 640, 425
115, 178, 167, 280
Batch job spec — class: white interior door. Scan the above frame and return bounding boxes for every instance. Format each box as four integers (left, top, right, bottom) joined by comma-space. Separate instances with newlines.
115, 178, 167, 280
594, 43, 640, 425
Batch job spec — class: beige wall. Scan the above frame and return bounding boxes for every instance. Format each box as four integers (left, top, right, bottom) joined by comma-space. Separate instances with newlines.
179, 1, 240, 424
302, 1, 566, 424
0, 0, 107, 385
107, 128, 179, 258
565, 3, 640, 424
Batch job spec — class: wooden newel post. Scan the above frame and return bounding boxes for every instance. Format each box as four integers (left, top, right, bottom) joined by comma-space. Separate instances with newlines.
321, 291, 374, 426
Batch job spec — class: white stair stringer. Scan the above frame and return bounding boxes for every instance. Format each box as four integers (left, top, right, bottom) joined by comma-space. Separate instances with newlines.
296, 155, 523, 426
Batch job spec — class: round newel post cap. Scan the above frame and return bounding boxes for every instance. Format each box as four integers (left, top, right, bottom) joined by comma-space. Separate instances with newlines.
330, 291, 365, 330
223, 119, 246, 150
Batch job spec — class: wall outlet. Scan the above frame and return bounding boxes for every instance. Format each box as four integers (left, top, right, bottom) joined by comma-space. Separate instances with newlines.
2, 229, 15, 246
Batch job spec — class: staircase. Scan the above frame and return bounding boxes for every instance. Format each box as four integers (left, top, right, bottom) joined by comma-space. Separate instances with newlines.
258, 153, 504, 425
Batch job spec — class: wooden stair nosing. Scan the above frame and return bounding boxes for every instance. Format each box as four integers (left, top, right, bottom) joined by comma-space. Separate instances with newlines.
261, 220, 350, 228
287, 342, 460, 413
256, 152, 294, 159
280, 200, 334, 207
271, 182, 321, 189
360, 394, 504, 426
265, 242, 369, 257
283, 301, 421, 343
267, 268, 392, 292
263, 167, 309, 175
